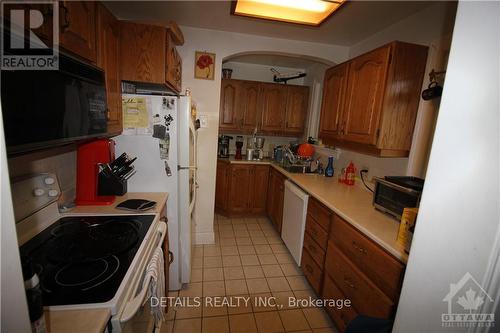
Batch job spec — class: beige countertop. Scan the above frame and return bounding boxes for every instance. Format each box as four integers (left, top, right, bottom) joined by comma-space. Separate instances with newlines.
219, 157, 408, 263
45, 309, 111, 333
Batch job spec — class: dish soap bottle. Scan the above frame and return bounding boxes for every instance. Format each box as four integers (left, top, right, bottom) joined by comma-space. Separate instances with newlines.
325, 156, 334, 177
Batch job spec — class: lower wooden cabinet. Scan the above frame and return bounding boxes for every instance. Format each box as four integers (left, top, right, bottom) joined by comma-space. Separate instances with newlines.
215, 162, 269, 217
322, 274, 358, 332
266, 167, 286, 233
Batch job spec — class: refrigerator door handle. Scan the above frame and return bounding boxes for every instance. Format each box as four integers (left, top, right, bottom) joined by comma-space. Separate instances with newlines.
178, 165, 197, 170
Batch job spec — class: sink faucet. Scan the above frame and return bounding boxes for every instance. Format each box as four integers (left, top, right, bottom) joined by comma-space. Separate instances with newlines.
284, 147, 298, 164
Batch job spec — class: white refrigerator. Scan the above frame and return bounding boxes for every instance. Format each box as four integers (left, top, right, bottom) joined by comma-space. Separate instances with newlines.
114, 94, 197, 291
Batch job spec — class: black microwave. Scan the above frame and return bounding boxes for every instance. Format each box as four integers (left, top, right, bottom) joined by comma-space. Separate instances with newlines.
1, 54, 107, 155
373, 176, 424, 220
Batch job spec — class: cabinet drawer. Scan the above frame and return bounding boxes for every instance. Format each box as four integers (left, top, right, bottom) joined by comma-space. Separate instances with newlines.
322, 274, 358, 333
325, 242, 394, 319
330, 215, 405, 301
303, 233, 325, 268
305, 215, 328, 249
301, 248, 322, 294
307, 197, 332, 231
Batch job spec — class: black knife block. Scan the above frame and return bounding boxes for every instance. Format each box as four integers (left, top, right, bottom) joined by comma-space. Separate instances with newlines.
98, 171, 128, 196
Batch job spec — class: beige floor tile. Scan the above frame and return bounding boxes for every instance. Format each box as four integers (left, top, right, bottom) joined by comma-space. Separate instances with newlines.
246, 223, 261, 230
202, 316, 230, 333
224, 266, 245, 280
241, 254, 260, 266
193, 247, 203, 258
166, 307, 176, 321
220, 230, 236, 238
254, 311, 285, 332
294, 290, 318, 308
204, 256, 223, 268
191, 268, 203, 282
232, 218, 247, 224
233, 224, 248, 230
244, 218, 259, 223
219, 225, 234, 231
262, 229, 279, 237
250, 292, 276, 312
160, 320, 174, 333
192, 257, 203, 269
249, 230, 265, 238
175, 304, 202, 320
251, 237, 269, 245
280, 263, 303, 276
227, 295, 253, 314
225, 279, 249, 295
256, 217, 270, 223
270, 244, 289, 254
236, 237, 253, 245
262, 264, 284, 277
254, 244, 273, 254
203, 267, 224, 281
274, 253, 294, 264
279, 309, 310, 331
203, 298, 228, 317
173, 318, 201, 333
266, 237, 283, 245
229, 313, 258, 333
203, 246, 221, 257
220, 238, 237, 246
302, 308, 332, 329
238, 245, 256, 255
223, 255, 242, 267
286, 276, 310, 291
272, 291, 298, 310
258, 254, 278, 265
221, 245, 239, 256
203, 281, 226, 296
243, 265, 265, 279
267, 277, 291, 292
179, 282, 202, 297
246, 278, 270, 294
235, 229, 250, 237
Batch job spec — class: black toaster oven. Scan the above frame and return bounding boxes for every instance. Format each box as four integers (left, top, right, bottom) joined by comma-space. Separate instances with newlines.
373, 176, 424, 220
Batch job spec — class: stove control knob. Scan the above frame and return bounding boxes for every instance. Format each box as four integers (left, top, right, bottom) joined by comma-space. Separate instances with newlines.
48, 189, 59, 197
33, 188, 45, 197
44, 177, 55, 185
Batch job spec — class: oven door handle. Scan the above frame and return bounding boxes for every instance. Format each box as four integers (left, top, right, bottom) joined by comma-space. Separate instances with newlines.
120, 221, 167, 323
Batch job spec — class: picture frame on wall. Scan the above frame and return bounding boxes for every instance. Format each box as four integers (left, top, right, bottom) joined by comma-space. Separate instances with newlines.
195, 51, 216, 80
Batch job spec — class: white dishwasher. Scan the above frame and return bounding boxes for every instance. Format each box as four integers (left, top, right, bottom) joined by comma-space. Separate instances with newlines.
281, 180, 309, 266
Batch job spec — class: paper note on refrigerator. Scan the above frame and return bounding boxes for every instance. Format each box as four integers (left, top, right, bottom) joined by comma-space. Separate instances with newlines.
123, 97, 149, 128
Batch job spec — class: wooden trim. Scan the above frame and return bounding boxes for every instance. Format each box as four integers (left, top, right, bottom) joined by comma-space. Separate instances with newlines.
321, 138, 409, 158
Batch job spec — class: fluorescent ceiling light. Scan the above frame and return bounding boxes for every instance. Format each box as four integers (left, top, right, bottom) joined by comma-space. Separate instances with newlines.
232, 0, 346, 26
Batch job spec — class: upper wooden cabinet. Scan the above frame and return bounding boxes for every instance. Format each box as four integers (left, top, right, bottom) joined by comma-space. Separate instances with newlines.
97, 3, 122, 136
319, 41, 428, 157
165, 33, 182, 93
59, 1, 97, 63
219, 79, 309, 137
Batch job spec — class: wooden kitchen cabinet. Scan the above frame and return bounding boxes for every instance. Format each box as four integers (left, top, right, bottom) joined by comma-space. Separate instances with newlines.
266, 167, 286, 233
165, 32, 182, 93
319, 41, 428, 157
215, 162, 269, 216
97, 3, 122, 136
59, 1, 97, 63
218, 79, 309, 137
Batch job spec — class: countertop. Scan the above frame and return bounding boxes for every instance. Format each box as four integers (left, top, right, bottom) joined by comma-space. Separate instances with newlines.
218, 157, 408, 262
45, 192, 169, 333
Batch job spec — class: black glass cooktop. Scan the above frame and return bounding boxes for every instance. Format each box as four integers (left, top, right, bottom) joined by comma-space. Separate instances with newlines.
20, 215, 155, 306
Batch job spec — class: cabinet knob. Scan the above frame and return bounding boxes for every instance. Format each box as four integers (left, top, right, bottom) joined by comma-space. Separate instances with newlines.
352, 241, 367, 254
106, 109, 111, 121
344, 277, 356, 289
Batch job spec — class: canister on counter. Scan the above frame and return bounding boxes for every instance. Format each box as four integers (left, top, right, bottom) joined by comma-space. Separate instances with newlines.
397, 207, 418, 253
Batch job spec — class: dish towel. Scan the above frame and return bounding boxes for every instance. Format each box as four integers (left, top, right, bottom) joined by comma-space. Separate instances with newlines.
143, 246, 166, 326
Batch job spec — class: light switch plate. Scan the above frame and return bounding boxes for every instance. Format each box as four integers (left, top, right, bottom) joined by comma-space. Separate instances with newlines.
199, 115, 208, 128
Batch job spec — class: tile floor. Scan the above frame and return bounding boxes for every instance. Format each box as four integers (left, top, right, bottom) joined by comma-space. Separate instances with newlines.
161, 215, 336, 333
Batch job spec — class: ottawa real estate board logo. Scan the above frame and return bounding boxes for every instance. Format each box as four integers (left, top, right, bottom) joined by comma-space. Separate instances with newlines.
1, 1, 59, 70
442, 272, 495, 328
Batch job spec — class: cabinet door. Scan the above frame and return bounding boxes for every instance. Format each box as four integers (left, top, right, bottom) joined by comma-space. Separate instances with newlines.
342, 46, 391, 145
284, 85, 309, 136
97, 4, 122, 136
319, 64, 349, 141
219, 79, 241, 132
260, 83, 287, 134
165, 33, 182, 93
59, 1, 97, 63
120, 21, 166, 84
227, 165, 252, 214
240, 81, 261, 133
249, 165, 269, 214
215, 161, 229, 211
266, 169, 276, 219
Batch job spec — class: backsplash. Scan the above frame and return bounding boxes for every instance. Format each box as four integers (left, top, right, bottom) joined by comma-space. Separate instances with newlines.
225, 134, 299, 157
8, 145, 77, 208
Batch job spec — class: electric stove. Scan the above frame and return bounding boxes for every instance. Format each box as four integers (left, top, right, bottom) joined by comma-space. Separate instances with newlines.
20, 215, 155, 306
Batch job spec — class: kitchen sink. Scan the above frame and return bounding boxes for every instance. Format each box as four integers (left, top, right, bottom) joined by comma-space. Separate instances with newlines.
281, 164, 314, 174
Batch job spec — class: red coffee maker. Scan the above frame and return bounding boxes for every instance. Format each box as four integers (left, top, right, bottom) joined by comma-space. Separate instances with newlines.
76, 138, 116, 205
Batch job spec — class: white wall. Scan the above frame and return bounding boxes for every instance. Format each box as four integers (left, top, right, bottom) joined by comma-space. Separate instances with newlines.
345, 1, 457, 178
177, 26, 349, 244
393, 2, 500, 332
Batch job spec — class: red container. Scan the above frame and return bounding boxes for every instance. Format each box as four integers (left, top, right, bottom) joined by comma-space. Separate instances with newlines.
76, 139, 116, 205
